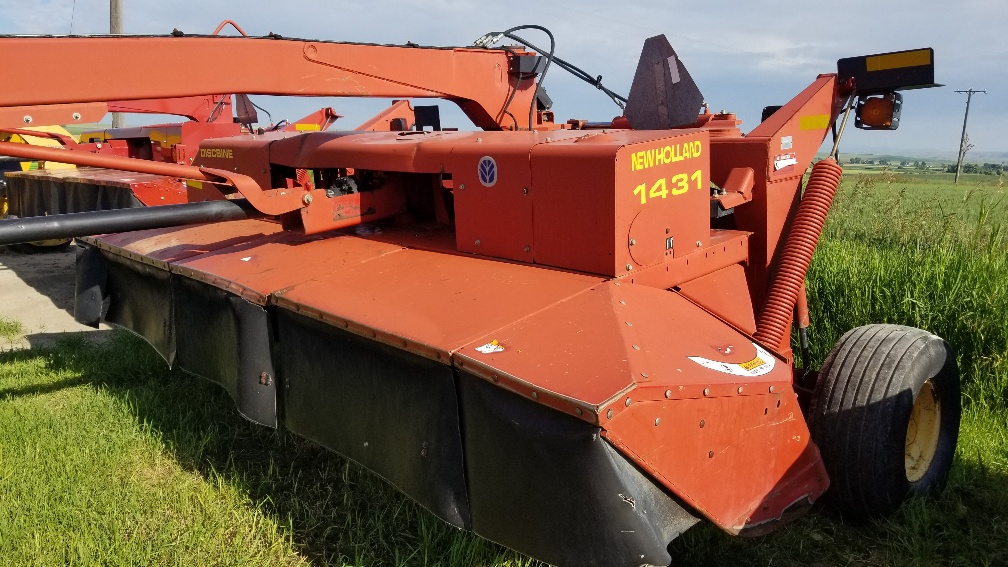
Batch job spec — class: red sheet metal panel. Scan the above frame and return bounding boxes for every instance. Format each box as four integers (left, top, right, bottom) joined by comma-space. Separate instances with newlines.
677, 263, 757, 335
452, 140, 535, 263
85, 218, 284, 264
174, 232, 406, 305
271, 248, 603, 361
530, 129, 709, 276
455, 281, 790, 415
453, 279, 825, 533
603, 389, 827, 534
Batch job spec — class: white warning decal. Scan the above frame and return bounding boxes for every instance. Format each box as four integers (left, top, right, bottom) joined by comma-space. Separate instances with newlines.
774, 153, 798, 170
475, 340, 504, 354
688, 342, 776, 377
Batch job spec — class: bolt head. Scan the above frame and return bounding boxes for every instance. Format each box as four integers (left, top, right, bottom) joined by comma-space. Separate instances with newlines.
606, 409, 614, 419
629, 238, 636, 246
303, 194, 313, 205
459, 184, 465, 191
72, 112, 81, 121
703, 387, 710, 396
626, 264, 633, 271
696, 240, 703, 247
23, 115, 32, 124
475, 239, 481, 246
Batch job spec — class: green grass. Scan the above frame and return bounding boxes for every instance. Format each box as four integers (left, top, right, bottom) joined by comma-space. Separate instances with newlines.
2, 171, 1008, 565
0, 333, 534, 566
0, 316, 22, 341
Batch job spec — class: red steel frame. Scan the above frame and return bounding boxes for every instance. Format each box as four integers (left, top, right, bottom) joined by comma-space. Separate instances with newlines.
0, 30, 854, 553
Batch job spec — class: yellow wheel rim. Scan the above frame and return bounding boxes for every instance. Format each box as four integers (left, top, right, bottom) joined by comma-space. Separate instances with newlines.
905, 379, 942, 482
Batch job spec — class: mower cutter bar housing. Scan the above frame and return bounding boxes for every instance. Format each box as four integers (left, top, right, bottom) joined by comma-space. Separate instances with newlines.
74, 209, 826, 566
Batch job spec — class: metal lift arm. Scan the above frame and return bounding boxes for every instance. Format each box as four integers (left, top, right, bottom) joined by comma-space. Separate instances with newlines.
0, 33, 541, 131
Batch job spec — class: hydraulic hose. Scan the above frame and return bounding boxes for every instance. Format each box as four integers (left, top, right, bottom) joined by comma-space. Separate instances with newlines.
0, 199, 255, 246
754, 158, 844, 350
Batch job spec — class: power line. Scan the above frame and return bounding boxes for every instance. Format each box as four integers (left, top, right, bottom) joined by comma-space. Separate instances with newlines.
954, 88, 986, 184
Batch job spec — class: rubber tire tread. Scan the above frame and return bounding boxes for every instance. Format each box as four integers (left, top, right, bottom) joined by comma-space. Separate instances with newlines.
808, 324, 960, 519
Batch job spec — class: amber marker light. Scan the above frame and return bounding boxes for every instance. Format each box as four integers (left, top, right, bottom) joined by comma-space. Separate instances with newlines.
860, 97, 895, 128
855, 92, 903, 130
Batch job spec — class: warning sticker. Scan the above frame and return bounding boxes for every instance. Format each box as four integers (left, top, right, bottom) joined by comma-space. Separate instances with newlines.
475, 340, 504, 354
774, 153, 798, 171
688, 342, 776, 377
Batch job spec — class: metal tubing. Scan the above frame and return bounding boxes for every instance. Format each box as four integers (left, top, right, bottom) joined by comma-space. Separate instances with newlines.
0, 199, 254, 246
828, 95, 855, 159
0, 140, 215, 181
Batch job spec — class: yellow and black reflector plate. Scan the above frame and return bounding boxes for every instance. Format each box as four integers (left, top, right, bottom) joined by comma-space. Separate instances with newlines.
838, 48, 940, 94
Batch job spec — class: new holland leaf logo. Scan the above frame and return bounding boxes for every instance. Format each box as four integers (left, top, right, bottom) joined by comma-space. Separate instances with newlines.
478, 156, 498, 187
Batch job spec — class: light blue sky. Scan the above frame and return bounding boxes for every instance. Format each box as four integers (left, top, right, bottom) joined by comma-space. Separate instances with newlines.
2, 0, 1005, 158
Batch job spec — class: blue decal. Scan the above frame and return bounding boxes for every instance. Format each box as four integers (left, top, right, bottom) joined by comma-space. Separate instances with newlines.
478, 156, 498, 187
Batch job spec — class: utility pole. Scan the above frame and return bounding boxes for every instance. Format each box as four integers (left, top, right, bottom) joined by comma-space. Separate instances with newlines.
954, 88, 986, 184
110, 0, 124, 128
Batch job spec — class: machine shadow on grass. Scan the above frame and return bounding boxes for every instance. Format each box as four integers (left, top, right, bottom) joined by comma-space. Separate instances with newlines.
3, 330, 1006, 566
0, 330, 534, 566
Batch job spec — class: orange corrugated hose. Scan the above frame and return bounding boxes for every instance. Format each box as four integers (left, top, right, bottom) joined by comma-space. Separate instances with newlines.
754, 157, 844, 349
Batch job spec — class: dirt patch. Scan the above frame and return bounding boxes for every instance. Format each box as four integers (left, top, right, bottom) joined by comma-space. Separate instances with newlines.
0, 244, 111, 349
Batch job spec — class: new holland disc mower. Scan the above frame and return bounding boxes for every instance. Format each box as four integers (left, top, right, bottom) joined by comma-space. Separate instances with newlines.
0, 26, 960, 566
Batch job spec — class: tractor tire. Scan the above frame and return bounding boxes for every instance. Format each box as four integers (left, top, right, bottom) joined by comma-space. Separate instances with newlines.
808, 324, 960, 519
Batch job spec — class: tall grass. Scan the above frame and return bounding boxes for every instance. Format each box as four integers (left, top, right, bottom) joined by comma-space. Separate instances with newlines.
808, 172, 1008, 412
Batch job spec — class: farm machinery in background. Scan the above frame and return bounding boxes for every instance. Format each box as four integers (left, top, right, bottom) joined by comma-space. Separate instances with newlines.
0, 92, 341, 240
0, 25, 958, 567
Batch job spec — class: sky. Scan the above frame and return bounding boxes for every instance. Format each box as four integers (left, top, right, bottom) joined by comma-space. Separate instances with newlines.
1, 0, 1005, 159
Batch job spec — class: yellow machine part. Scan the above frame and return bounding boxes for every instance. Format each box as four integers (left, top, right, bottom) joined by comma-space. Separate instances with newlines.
0, 124, 77, 170
1, 124, 75, 247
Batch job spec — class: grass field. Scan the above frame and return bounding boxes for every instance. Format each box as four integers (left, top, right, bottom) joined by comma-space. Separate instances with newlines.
1, 170, 1007, 566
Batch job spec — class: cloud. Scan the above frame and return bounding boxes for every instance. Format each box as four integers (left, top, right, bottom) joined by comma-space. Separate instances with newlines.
0, 0, 1004, 153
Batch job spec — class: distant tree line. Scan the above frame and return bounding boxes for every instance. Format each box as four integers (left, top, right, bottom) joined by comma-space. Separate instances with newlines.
848, 157, 931, 170
944, 163, 1005, 175
846, 157, 1005, 175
